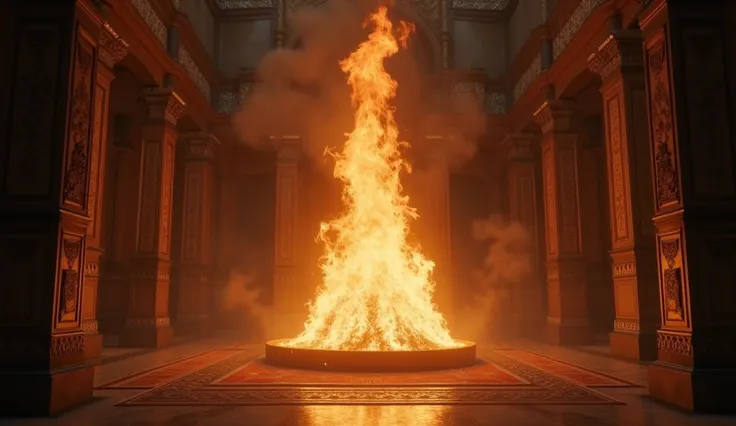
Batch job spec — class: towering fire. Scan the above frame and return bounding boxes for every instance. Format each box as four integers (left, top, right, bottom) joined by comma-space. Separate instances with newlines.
284, 7, 459, 351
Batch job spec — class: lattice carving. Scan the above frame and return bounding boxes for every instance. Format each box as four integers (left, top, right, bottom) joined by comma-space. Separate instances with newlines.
553, 0, 604, 59
131, 0, 167, 46
451, 0, 510, 10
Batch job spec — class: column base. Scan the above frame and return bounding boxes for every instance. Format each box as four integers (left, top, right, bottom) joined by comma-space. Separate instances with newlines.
121, 322, 173, 348
544, 321, 593, 345
0, 364, 94, 417
649, 362, 736, 413
83, 331, 103, 364
610, 330, 657, 361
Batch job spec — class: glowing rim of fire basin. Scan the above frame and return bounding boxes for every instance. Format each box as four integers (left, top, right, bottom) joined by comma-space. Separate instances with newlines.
263, 7, 475, 371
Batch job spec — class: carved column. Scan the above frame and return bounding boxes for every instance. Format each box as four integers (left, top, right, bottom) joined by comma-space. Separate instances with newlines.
588, 30, 658, 360
533, 100, 592, 345
81, 23, 128, 362
640, 0, 736, 413
121, 88, 185, 347
272, 136, 303, 338
502, 134, 543, 336
175, 132, 219, 335
0, 0, 105, 415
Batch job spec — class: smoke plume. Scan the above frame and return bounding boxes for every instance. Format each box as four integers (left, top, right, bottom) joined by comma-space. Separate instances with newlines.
233, 0, 485, 173
219, 271, 273, 341
454, 215, 534, 342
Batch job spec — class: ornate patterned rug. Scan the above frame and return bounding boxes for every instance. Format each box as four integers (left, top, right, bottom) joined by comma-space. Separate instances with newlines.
113, 349, 628, 406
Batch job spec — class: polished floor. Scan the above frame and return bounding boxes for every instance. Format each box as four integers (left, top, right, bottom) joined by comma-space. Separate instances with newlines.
2, 338, 735, 426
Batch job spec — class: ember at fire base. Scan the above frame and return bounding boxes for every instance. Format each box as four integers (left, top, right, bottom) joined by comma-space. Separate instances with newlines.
264, 339, 477, 372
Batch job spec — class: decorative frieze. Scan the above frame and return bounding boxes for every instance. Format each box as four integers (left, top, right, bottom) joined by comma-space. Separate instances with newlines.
99, 23, 129, 69
215, 0, 275, 8
513, 54, 542, 102
178, 46, 211, 102
451, 0, 510, 10
552, 0, 604, 59
588, 31, 644, 80
218, 90, 239, 114
486, 92, 506, 115
131, 0, 167, 46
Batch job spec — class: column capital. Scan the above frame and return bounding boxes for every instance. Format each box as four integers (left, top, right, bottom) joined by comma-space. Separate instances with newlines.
533, 100, 575, 134
588, 30, 643, 81
98, 22, 129, 69
179, 131, 220, 161
501, 133, 537, 161
270, 135, 302, 163
140, 87, 186, 125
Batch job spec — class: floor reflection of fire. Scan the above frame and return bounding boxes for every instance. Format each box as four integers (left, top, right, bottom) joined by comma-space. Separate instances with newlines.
304, 406, 449, 426
264, 7, 475, 371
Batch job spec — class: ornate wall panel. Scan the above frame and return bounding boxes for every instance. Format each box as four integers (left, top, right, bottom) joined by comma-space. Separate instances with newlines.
62, 37, 96, 212
451, 0, 510, 10
552, 0, 603, 59
178, 45, 212, 101
132, 0, 167, 46
645, 30, 680, 211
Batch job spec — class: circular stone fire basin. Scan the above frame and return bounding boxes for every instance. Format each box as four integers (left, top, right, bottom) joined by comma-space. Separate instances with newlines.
264, 339, 477, 372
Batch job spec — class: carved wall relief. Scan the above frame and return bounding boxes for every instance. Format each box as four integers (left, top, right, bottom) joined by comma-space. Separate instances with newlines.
159, 139, 175, 255
63, 39, 95, 209
138, 142, 162, 252
4, 24, 60, 196
660, 237, 684, 322
59, 238, 83, 323
542, 148, 558, 257
607, 95, 628, 242
87, 85, 105, 241
557, 148, 580, 255
646, 34, 679, 209
657, 331, 693, 357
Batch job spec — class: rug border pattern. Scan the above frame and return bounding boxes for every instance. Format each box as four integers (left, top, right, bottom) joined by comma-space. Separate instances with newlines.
116, 350, 623, 406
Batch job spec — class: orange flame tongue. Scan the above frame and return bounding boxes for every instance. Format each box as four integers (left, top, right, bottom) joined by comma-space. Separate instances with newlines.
285, 7, 457, 351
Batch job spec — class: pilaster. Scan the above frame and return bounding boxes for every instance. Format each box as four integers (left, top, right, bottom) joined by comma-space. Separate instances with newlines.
588, 30, 659, 361
0, 0, 104, 415
121, 87, 185, 347
533, 100, 592, 345
640, 0, 736, 413
174, 131, 219, 336
502, 133, 543, 336
81, 22, 128, 363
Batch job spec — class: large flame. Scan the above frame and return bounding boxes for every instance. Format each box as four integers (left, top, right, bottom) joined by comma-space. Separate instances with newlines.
284, 7, 458, 351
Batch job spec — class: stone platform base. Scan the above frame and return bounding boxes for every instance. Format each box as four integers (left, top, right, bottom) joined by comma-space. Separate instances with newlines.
649, 362, 736, 413
0, 365, 94, 416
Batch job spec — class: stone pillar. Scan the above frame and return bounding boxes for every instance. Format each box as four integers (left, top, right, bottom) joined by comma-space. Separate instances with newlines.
81, 23, 128, 362
0, 0, 104, 415
640, 0, 736, 413
533, 100, 592, 345
588, 30, 659, 360
121, 88, 185, 347
272, 136, 303, 338
175, 132, 219, 335
502, 134, 543, 336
